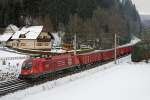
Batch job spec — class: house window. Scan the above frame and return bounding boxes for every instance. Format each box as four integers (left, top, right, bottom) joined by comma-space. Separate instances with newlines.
38, 36, 42, 39
21, 43, 26, 46
13, 43, 16, 46
19, 34, 26, 38
43, 36, 47, 39
37, 43, 42, 46
45, 43, 49, 46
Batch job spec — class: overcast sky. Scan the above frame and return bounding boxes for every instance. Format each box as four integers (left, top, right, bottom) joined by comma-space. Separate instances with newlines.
132, 0, 150, 15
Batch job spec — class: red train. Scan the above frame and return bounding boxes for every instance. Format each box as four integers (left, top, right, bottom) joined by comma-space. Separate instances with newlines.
19, 45, 132, 80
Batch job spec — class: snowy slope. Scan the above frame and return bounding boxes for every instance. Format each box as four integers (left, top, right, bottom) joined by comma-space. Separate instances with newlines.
0, 50, 27, 58
21, 62, 150, 100
0, 50, 29, 81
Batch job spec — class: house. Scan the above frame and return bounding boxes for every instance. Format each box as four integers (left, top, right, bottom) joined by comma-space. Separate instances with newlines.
0, 24, 19, 47
9, 26, 53, 50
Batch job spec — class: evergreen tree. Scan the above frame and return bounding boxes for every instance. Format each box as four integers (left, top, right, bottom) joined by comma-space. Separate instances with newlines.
0, 0, 143, 49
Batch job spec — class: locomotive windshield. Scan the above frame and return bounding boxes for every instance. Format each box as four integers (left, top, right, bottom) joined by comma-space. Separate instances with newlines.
22, 59, 32, 70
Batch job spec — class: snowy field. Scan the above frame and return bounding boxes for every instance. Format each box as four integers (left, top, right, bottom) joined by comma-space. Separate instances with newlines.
22, 61, 150, 100
0, 49, 29, 81
1, 55, 150, 100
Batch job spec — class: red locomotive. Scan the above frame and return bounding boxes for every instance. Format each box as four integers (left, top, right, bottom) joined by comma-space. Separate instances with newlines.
19, 45, 132, 80
19, 55, 80, 79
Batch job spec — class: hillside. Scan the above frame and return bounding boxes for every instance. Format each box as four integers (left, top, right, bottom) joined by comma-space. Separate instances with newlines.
0, 0, 142, 49
22, 62, 150, 100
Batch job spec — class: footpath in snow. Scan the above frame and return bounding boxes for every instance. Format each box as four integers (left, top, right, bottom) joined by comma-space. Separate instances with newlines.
2, 55, 150, 100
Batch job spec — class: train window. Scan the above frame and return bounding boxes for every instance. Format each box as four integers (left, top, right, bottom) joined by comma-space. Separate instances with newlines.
22, 62, 32, 70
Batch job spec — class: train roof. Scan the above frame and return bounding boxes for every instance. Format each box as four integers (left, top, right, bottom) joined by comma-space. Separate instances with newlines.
78, 49, 113, 56
78, 43, 132, 56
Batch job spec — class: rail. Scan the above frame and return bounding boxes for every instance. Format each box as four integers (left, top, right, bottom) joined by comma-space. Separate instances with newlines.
0, 79, 33, 96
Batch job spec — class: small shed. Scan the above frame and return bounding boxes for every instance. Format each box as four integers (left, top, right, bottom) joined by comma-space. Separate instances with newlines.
0, 24, 18, 47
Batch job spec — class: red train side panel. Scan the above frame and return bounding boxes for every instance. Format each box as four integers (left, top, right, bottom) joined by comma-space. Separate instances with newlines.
20, 55, 80, 78
20, 45, 133, 79
78, 51, 103, 65
101, 50, 113, 61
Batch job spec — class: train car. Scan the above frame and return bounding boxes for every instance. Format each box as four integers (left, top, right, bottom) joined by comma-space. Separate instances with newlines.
19, 45, 133, 80
78, 45, 131, 65
101, 50, 113, 61
117, 47, 126, 57
78, 51, 103, 65
117, 46, 132, 57
117, 48, 123, 56
19, 54, 80, 80
124, 47, 131, 54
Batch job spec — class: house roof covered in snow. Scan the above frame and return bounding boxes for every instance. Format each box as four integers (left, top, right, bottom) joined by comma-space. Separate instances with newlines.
0, 33, 13, 42
5, 24, 19, 33
0, 24, 19, 42
11, 26, 43, 40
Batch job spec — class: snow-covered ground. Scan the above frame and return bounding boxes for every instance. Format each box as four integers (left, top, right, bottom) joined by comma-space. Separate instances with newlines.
23, 62, 149, 100
1, 55, 150, 100
0, 49, 29, 81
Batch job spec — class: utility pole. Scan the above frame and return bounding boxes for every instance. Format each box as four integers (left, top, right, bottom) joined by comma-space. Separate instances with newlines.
74, 33, 77, 55
114, 33, 117, 64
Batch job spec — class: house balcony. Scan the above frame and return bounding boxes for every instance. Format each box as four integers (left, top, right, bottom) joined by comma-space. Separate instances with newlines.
37, 38, 51, 42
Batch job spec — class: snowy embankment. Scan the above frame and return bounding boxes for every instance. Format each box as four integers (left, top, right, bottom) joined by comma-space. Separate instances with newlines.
0, 49, 29, 81
1, 55, 134, 100
21, 61, 150, 100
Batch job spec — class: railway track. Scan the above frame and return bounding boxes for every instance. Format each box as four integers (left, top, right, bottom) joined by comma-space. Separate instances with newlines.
0, 54, 130, 97
0, 79, 33, 96
0, 63, 101, 97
